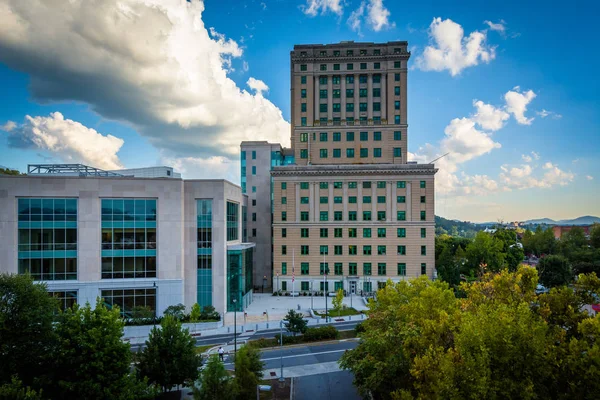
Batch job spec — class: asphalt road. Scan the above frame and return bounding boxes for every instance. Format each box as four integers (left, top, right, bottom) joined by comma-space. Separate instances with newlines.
294, 371, 361, 400
222, 340, 359, 370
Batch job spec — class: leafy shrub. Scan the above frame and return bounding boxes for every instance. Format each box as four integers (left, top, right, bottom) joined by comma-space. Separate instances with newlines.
274, 334, 303, 345
190, 303, 202, 322
303, 325, 339, 342
163, 303, 186, 320
200, 305, 220, 321
354, 322, 366, 335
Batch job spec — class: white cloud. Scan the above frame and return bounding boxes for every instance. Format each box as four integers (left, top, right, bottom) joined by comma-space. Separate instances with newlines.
500, 161, 574, 190
522, 151, 539, 163
301, 0, 343, 16
247, 77, 269, 95
415, 17, 496, 76
484, 19, 506, 34
0, 0, 290, 176
260, 2, 267, 10
572, 158, 579, 164
367, 0, 394, 32
0, 121, 16, 132
536, 109, 562, 119
347, 2, 365, 34
5, 112, 124, 169
163, 155, 240, 182
242, 61, 249, 72
472, 100, 509, 131
587, 175, 594, 181
505, 87, 536, 125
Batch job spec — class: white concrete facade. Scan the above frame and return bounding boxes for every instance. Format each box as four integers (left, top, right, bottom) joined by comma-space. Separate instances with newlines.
0, 175, 253, 316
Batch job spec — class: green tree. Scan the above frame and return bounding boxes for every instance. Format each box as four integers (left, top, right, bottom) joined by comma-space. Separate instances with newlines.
49, 299, 151, 400
233, 345, 264, 400
283, 309, 307, 336
0, 376, 43, 400
0, 167, 23, 175
465, 231, 505, 273
193, 355, 234, 400
435, 244, 460, 285
0, 274, 57, 388
137, 315, 201, 393
591, 224, 600, 249
190, 303, 202, 322
340, 267, 600, 399
538, 255, 573, 287
332, 289, 344, 316
163, 303, 186, 320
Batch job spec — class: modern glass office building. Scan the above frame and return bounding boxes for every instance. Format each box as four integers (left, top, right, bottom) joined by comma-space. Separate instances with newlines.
1, 166, 255, 318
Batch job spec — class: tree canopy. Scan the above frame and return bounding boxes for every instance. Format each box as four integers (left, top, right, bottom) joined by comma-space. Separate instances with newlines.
340, 267, 600, 399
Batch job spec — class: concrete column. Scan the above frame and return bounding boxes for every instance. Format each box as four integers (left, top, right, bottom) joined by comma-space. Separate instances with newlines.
371, 185, 376, 217
342, 182, 348, 221
354, 74, 359, 121
295, 183, 300, 222
328, 183, 333, 217
406, 182, 412, 221
327, 77, 333, 121
309, 182, 315, 222
392, 180, 397, 221
314, 76, 319, 123
341, 75, 346, 120
356, 184, 362, 220
386, 181, 392, 222
381, 73, 387, 120
367, 74, 373, 120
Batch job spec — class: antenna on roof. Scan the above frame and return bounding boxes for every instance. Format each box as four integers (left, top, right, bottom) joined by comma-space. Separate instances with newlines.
427, 152, 449, 164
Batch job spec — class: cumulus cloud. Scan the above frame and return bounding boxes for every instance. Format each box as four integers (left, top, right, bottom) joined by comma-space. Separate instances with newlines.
347, 1, 393, 33
472, 100, 509, 131
521, 151, 539, 163
505, 87, 536, 125
499, 161, 574, 190
587, 175, 594, 181
347, 2, 366, 34
5, 112, 124, 169
247, 77, 269, 95
301, 0, 343, 16
410, 87, 546, 196
536, 109, 562, 119
484, 19, 506, 34
0, 121, 16, 132
415, 17, 496, 76
0, 0, 289, 174
367, 0, 394, 31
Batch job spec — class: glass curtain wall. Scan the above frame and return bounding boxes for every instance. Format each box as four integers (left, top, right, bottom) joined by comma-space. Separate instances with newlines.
226, 248, 254, 311
17, 198, 78, 280
226, 201, 239, 241
197, 199, 213, 308
101, 199, 157, 279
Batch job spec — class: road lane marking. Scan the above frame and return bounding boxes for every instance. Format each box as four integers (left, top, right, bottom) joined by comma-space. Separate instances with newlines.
223, 348, 350, 366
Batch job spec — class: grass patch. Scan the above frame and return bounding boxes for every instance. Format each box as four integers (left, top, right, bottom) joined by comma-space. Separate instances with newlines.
247, 325, 355, 349
195, 344, 215, 354
314, 307, 362, 317
338, 330, 357, 339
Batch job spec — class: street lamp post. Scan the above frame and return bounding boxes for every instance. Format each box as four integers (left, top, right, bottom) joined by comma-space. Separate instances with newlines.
311, 281, 313, 310
152, 281, 157, 328
233, 298, 237, 362
279, 320, 284, 382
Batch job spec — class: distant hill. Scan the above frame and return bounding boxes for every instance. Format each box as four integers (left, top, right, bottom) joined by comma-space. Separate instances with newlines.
435, 215, 483, 237
556, 216, 600, 225
522, 218, 557, 225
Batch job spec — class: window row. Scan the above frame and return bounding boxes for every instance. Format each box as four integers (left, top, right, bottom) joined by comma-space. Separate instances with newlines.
299, 147, 402, 159
300, 86, 401, 98
285, 227, 426, 238
299, 131, 402, 142
101, 256, 157, 279
18, 198, 77, 222
101, 228, 157, 250
281, 244, 427, 256
299, 60, 404, 71
280, 262, 425, 277
312, 101, 400, 113
101, 199, 157, 221
281, 210, 427, 221
18, 258, 77, 281
281, 180, 425, 190
299, 116, 401, 126
281, 195, 425, 205
101, 288, 156, 318
298, 48, 404, 57
18, 228, 77, 251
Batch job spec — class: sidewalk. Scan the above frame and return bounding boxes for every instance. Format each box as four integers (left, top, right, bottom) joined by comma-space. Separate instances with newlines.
125, 293, 370, 346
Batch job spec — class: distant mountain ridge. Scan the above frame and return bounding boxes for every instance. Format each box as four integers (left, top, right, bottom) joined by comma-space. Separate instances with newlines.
439, 215, 600, 227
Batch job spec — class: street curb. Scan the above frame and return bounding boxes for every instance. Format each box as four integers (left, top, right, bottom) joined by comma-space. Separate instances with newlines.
243, 337, 360, 353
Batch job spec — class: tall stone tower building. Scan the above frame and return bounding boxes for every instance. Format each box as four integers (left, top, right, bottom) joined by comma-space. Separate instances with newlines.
247, 40, 436, 294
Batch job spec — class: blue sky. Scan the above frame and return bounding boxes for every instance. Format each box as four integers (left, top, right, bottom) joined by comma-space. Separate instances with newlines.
0, 0, 598, 222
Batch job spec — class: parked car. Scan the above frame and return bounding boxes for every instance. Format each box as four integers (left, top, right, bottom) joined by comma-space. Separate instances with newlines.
535, 284, 549, 295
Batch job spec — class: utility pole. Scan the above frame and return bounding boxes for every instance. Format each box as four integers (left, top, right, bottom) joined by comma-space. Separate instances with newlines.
233, 298, 237, 364
324, 253, 328, 322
